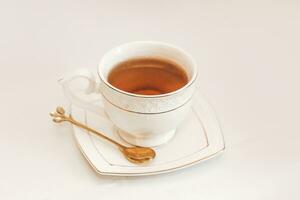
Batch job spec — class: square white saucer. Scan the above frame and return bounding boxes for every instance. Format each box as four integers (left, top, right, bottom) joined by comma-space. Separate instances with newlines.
71, 91, 225, 176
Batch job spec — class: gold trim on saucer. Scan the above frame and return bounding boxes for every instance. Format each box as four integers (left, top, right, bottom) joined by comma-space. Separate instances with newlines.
71, 90, 226, 176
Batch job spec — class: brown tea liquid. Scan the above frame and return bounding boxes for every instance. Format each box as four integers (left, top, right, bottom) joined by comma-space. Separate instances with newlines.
107, 58, 188, 95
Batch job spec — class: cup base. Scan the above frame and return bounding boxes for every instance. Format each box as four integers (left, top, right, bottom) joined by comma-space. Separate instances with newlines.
117, 129, 176, 147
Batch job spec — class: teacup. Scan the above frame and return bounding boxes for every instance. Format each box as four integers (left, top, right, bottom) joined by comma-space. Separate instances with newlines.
60, 41, 198, 147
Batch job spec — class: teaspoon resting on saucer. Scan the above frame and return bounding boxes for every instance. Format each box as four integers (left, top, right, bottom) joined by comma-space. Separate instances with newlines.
50, 106, 156, 164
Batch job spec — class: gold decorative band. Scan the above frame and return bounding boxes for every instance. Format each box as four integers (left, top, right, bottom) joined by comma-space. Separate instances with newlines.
101, 92, 195, 115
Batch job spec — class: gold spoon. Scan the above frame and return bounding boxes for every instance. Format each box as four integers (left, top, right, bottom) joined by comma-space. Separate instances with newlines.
50, 106, 156, 164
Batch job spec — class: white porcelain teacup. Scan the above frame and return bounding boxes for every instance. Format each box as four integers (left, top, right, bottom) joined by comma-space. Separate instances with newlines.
60, 41, 198, 147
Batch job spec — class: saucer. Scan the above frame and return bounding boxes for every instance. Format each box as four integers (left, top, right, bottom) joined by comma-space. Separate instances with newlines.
70, 91, 225, 176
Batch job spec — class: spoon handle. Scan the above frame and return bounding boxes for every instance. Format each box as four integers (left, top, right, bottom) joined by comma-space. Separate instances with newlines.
50, 107, 125, 149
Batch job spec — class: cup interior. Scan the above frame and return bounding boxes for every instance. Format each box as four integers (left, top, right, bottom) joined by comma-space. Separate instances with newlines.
98, 41, 197, 95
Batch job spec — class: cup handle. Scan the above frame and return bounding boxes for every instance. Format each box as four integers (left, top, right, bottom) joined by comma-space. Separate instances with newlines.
59, 69, 105, 115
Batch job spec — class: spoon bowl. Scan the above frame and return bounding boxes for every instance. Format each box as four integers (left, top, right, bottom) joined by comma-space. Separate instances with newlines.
122, 147, 156, 163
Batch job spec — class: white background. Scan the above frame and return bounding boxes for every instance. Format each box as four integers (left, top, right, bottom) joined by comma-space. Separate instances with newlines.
0, 0, 299, 199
